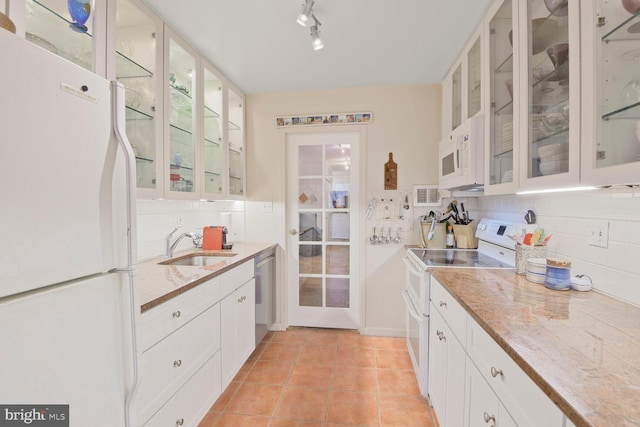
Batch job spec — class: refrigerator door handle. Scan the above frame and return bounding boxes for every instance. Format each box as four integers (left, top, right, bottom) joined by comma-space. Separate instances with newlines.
112, 81, 137, 270
112, 81, 141, 427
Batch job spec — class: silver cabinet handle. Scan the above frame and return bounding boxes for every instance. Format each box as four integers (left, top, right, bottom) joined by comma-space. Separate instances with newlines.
483, 412, 495, 424
439, 301, 447, 308
173, 359, 182, 367
176, 419, 184, 426
290, 229, 298, 235
172, 310, 181, 318
490, 367, 503, 378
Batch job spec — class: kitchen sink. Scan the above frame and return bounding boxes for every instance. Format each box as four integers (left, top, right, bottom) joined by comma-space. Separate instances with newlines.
158, 253, 237, 267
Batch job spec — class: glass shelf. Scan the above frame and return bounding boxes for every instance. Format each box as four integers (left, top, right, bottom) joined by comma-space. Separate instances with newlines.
602, 10, 640, 41
126, 106, 153, 120
135, 156, 154, 163
170, 123, 193, 136
205, 138, 221, 146
229, 146, 242, 154
205, 105, 220, 118
495, 54, 514, 74
170, 163, 193, 171
228, 121, 241, 131
116, 51, 153, 79
170, 83, 192, 99
495, 99, 514, 115
494, 148, 514, 158
602, 100, 640, 120
205, 171, 221, 176
532, 127, 569, 145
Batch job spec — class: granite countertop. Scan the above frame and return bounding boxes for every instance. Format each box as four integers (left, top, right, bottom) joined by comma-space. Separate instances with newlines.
430, 268, 640, 427
137, 242, 277, 313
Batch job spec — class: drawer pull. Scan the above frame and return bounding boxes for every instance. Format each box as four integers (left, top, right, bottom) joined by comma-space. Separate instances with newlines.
436, 330, 446, 341
172, 310, 181, 318
176, 418, 184, 426
173, 359, 182, 368
439, 301, 447, 308
490, 366, 503, 378
483, 412, 496, 424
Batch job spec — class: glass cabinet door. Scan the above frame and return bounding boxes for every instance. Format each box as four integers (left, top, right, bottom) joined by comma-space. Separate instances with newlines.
228, 86, 244, 196
167, 32, 197, 195
451, 63, 463, 131
203, 64, 223, 196
467, 36, 482, 118
486, 0, 517, 192
581, 1, 640, 185
24, 0, 96, 71
522, 0, 579, 187
116, 0, 160, 196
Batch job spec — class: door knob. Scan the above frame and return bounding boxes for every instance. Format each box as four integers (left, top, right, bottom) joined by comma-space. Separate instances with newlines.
290, 229, 298, 235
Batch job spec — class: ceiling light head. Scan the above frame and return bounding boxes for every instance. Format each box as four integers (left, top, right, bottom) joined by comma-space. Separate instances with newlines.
310, 17, 324, 51
296, 0, 314, 26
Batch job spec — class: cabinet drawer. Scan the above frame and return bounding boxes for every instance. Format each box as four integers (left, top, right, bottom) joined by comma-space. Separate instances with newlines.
138, 303, 221, 425
219, 260, 254, 298
431, 277, 467, 343
141, 276, 221, 351
466, 318, 563, 427
143, 351, 221, 427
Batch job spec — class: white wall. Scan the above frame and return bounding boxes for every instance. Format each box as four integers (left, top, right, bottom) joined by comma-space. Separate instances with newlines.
467, 187, 640, 307
136, 200, 244, 261
245, 84, 442, 335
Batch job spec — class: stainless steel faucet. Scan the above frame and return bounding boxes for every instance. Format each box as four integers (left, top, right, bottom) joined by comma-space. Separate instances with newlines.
166, 226, 202, 258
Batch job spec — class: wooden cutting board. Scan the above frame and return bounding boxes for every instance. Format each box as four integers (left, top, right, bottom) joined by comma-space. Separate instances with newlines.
384, 152, 397, 190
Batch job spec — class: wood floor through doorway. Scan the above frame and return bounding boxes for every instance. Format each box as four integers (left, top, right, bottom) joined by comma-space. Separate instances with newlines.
198, 327, 439, 427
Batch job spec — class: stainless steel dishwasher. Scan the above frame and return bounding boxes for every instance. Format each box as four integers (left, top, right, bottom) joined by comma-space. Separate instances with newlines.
255, 249, 275, 346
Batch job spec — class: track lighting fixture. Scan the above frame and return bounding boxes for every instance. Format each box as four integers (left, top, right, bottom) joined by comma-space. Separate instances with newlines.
296, 0, 314, 27
310, 16, 324, 51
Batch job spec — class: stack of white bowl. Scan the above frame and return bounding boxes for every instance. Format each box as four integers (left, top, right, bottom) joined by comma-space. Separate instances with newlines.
538, 142, 569, 175
526, 258, 547, 284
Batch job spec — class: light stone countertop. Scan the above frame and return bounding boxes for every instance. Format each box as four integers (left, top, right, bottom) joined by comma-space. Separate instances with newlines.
430, 268, 640, 427
137, 242, 277, 312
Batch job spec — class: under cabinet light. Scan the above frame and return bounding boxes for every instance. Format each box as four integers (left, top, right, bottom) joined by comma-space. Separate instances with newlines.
516, 186, 598, 195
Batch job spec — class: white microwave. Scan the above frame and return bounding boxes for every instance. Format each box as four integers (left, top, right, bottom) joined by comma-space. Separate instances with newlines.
439, 115, 484, 191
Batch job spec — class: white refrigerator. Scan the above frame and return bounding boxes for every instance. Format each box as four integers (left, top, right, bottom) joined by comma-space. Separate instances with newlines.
0, 30, 140, 427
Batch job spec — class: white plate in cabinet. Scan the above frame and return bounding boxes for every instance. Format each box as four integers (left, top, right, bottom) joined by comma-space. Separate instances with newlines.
431, 278, 468, 342
140, 276, 221, 351
465, 356, 517, 427
466, 318, 564, 427
138, 303, 221, 425
143, 351, 221, 427
219, 260, 254, 298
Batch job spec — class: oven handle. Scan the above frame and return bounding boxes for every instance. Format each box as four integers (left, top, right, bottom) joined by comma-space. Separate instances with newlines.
402, 289, 423, 322
403, 256, 424, 278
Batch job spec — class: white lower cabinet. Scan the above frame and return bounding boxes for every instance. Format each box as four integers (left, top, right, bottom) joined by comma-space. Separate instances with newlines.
430, 278, 567, 427
465, 356, 517, 427
221, 277, 256, 390
428, 304, 466, 427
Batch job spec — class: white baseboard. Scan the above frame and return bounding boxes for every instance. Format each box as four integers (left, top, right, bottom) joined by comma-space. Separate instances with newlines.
363, 327, 405, 337
269, 323, 287, 332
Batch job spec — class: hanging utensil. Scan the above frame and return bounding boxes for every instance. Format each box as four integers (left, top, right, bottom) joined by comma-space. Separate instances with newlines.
427, 219, 437, 240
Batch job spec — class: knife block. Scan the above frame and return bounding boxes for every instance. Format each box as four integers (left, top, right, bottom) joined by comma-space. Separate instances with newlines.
452, 221, 478, 249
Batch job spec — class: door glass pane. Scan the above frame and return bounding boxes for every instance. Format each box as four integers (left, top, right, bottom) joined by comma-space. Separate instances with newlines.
204, 68, 223, 194
228, 87, 243, 195
452, 64, 463, 130
468, 37, 482, 118
326, 144, 350, 176
299, 244, 322, 274
25, 0, 94, 71
116, 0, 157, 190
597, 1, 640, 169
326, 278, 349, 308
299, 178, 322, 209
299, 145, 323, 175
528, 0, 570, 179
169, 38, 196, 193
299, 277, 322, 307
327, 213, 350, 242
327, 178, 350, 209
326, 245, 349, 275
299, 213, 322, 242
489, 0, 514, 185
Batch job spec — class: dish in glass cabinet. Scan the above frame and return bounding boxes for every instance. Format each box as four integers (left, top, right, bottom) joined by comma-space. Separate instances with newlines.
621, 47, 640, 62
628, 21, 640, 34
544, 0, 568, 16
621, 0, 640, 14
26, 32, 58, 54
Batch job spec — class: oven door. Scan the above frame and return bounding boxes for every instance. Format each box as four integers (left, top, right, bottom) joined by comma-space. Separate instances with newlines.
402, 288, 428, 398
403, 255, 425, 308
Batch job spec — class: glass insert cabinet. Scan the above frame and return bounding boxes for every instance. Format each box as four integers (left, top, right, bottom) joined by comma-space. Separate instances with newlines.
16, 0, 246, 200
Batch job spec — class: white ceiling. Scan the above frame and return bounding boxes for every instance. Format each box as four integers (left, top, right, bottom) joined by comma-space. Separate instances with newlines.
141, 0, 494, 94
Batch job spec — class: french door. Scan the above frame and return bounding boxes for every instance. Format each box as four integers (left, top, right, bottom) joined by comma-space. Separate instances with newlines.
286, 130, 361, 329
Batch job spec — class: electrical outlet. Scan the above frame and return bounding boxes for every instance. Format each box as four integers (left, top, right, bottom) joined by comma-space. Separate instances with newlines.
588, 221, 609, 248
175, 217, 183, 228
262, 201, 273, 213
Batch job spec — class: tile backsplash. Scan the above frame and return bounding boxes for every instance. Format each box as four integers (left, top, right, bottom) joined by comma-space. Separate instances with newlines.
465, 187, 640, 307
136, 200, 245, 261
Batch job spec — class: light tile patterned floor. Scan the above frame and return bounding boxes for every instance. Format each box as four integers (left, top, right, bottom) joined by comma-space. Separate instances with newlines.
199, 328, 438, 427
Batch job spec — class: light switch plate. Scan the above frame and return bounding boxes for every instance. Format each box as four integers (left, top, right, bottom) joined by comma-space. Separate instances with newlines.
588, 221, 609, 248
262, 201, 273, 213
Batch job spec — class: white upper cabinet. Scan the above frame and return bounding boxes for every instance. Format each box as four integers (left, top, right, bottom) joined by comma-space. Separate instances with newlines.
202, 61, 224, 198
484, 0, 519, 195
227, 85, 245, 198
581, 1, 640, 186
517, 0, 581, 192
